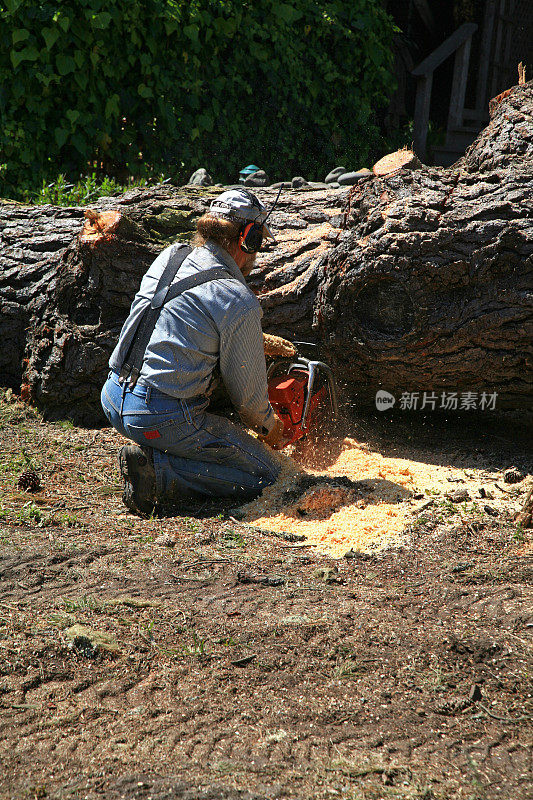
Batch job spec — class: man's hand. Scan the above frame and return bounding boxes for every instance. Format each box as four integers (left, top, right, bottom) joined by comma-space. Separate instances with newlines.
259, 415, 289, 450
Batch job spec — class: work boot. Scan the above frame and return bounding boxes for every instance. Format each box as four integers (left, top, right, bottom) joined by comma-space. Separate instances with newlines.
118, 445, 157, 515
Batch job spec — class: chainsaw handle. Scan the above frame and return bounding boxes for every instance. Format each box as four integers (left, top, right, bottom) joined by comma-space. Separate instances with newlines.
301, 360, 338, 429
266, 356, 309, 380
315, 360, 339, 418
300, 361, 316, 430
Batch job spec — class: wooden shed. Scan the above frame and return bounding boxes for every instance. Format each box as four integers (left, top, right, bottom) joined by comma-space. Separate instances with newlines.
386, 0, 533, 165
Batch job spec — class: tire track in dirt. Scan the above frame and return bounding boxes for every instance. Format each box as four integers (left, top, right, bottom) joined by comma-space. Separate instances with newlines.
1, 520, 531, 799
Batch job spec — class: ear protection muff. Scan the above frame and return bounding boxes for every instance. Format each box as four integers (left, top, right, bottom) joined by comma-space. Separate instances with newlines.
236, 185, 282, 253
239, 221, 264, 254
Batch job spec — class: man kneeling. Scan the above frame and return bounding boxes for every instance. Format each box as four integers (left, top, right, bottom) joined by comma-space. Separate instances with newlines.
101, 188, 286, 514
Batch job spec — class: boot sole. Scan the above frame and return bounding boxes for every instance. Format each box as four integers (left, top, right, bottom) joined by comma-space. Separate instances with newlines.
118, 446, 156, 516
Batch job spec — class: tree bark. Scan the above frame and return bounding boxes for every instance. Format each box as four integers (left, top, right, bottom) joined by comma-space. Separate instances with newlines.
0, 81, 531, 424
314, 80, 533, 409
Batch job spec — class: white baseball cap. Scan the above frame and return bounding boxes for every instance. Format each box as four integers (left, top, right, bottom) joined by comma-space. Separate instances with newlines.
209, 188, 275, 239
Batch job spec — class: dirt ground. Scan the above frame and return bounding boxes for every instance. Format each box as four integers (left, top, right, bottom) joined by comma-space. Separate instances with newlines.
0, 391, 531, 800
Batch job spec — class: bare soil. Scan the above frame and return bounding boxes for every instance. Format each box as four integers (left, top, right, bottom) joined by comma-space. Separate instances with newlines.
0, 392, 531, 800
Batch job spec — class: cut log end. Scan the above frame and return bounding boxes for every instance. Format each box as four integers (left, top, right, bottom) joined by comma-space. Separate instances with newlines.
80, 209, 122, 245
372, 149, 422, 177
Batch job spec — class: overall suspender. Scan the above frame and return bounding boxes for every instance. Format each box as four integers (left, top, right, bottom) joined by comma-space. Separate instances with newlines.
118, 244, 228, 390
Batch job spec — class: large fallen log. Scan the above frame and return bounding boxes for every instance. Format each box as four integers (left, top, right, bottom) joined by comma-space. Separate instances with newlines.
0, 81, 531, 424
0, 185, 346, 424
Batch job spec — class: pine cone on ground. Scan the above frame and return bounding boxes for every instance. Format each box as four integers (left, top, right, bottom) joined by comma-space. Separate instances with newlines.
17, 470, 41, 492
504, 467, 524, 484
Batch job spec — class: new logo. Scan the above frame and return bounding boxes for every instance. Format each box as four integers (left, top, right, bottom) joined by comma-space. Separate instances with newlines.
375, 390, 395, 411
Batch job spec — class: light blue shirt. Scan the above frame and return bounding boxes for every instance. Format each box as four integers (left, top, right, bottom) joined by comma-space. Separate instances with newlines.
109, 241, 276, 435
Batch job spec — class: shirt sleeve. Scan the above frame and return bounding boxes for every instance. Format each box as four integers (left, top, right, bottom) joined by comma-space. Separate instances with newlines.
219, 304, 277, 435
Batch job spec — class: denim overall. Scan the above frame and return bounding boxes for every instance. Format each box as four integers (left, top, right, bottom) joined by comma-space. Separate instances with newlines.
101, 371, 279, 501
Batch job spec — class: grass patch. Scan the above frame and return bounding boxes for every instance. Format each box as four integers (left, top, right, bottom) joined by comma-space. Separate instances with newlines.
62, 595, 99, 613
182, 630, 209, 659
19, 171, 171, 207
511, 523, 526, 543
0, 389, 40, 425
219, 528, 246, 548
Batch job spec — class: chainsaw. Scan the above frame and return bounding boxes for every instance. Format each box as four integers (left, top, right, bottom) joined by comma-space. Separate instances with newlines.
267, 343, 338, 449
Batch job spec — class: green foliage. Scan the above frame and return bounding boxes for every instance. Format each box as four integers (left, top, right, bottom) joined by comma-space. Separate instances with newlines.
512, 523, 525, 543
0, 1, 395, 198
23, 173, 118, 205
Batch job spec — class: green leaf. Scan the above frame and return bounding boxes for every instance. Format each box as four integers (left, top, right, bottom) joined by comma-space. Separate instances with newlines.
10, 46, 39, 69
54, 14, 71, 33
66, 109, 80, 126
74, 49, 84, 69
214, 17, 236, 37
42, 27, 60, 51
12, 29, 30, 45
145, 36, 157, 55
56, 54, 76, 76
198, 112, 214, 133
11, 78, 24, 98
72, 133, 87, 155
74, 71, 88, 90
272, 3, 303, 24
35, 71, 54, 88
105, 94, 120, 119
184, 24, 199, 42
54, 127, 68, 148
5, 0, 23, 13
91, 12, 112, 30
138, 83, 153, 99
10, 51, 23, 70
164, 20, 178, 35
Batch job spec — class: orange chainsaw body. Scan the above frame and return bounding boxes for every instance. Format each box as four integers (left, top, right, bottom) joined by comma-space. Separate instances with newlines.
268, 368, 327, 446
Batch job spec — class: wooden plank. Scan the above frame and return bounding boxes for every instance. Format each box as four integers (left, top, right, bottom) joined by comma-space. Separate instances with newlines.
412, 23, 478, 77
502, 0, 515, 90
491, 0, 505, 98
413, 72, 433, 161
448, 37, 473, 131
475, 0, 497, 112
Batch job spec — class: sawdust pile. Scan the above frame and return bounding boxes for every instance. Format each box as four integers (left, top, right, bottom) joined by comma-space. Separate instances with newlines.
242, 434, 465, 558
